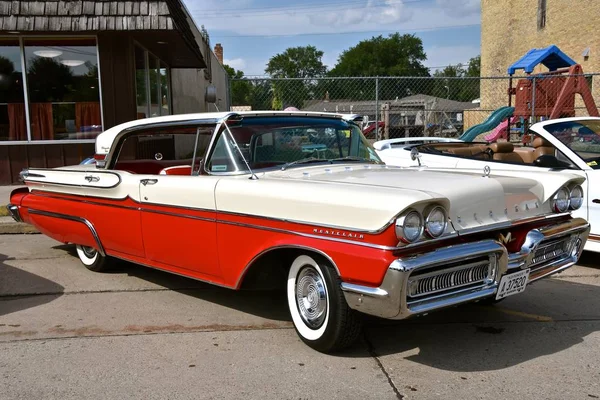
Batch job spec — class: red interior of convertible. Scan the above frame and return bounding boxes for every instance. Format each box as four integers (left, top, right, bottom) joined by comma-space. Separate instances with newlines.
114, 159, 201, 175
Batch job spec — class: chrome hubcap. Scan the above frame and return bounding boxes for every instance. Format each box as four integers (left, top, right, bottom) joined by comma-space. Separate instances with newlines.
295, 266, 327, 329
81, 246, 97, 259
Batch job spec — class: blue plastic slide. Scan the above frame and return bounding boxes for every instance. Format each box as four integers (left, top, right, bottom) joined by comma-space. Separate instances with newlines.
459, 106, 515, 142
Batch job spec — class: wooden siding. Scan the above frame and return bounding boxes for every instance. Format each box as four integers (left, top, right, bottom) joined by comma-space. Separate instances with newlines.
98, 33, 137, 129
0, 1, 175, 31
0, 143, 95, 184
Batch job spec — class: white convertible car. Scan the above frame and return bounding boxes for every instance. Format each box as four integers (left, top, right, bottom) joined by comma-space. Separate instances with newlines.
374, 117, 600, 252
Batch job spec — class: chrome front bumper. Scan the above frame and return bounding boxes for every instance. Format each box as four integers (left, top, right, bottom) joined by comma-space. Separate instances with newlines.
6, 204, 22, 223
341, 218, 590, 320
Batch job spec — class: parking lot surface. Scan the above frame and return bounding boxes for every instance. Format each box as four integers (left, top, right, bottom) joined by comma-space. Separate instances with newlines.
2, 234, 600, 399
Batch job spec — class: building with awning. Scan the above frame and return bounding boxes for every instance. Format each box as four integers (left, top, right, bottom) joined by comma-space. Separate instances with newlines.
0, 0, 229, 184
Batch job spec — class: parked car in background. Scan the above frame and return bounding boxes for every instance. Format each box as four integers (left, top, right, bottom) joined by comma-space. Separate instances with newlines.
362, 121, 385, 139
8, 111, 590, 352
374, 117, 600, 253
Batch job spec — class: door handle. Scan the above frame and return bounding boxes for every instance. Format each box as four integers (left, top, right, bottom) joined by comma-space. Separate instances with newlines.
140, 178, 158, 186
593, 199, 600, 204
85, 175, 100, 182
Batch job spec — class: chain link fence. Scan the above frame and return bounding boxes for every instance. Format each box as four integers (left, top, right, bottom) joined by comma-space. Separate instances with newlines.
229, 74, 600, 142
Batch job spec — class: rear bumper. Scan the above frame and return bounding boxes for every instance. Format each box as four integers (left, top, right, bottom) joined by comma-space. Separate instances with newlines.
341, 217, 590, 319
6, 204, 23, 223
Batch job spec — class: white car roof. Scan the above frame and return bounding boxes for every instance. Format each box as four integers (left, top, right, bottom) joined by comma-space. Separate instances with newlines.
95, 111, 361, 155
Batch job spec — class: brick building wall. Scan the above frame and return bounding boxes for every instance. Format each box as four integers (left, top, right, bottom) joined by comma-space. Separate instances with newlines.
480, 0, 600, 111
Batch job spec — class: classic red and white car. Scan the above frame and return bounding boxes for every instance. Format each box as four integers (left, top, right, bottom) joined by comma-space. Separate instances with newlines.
7, 111, 590, 352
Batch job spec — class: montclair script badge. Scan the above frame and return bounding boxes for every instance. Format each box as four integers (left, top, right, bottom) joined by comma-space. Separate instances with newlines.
313, 228, 364, 240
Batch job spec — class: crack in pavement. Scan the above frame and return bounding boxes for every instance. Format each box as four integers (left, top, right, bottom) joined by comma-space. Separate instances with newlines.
0, 286, 218, 299
364, 332, 404, 399
0, 325, 295, 344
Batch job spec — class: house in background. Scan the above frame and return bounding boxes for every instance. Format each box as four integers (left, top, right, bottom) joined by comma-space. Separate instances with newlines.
0, 0, 229, 184
304, 94, 478, 138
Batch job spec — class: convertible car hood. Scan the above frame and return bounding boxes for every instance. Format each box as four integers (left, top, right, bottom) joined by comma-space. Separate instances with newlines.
215, 164, 578, 233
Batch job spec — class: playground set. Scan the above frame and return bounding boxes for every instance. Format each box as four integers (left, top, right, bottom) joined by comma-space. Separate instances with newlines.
460, 45, 599, 143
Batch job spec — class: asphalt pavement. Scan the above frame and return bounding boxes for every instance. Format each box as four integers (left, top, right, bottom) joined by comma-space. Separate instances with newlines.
1, 234, 600, 399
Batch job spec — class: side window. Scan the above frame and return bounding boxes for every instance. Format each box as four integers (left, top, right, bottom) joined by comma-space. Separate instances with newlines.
205, 131, 247, 173
113, 126, 214, 175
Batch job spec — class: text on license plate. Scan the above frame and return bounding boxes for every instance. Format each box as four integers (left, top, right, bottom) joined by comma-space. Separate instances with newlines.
495, 269, 530, 300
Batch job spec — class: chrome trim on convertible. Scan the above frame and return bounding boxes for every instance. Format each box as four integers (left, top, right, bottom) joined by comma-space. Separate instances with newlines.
341, 218, 590, 319
27, 209, 106, 257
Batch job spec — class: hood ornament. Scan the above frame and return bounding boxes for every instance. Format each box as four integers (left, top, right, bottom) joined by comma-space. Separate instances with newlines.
483, 165, 491, 178
410, 147, 422, 167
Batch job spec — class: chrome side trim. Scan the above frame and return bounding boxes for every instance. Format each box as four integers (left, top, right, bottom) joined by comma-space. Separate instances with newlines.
339, 283, 388, 297
219, 219, 398, 251
7, 204, 23, 223
142, 208, 216, 223
234, 244, 342, 289
22, 168, 122, 189
27, 209, 106, 257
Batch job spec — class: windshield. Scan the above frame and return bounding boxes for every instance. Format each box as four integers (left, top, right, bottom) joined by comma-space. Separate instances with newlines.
204, 116, 383, 174
544, 119, 600, 169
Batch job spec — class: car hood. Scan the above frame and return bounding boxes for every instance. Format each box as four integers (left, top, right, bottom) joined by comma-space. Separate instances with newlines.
215, 164, 583, 232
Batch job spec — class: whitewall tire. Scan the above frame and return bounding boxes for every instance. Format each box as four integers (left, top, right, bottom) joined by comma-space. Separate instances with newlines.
287, 254, 362, 352
75, 245, 109, 272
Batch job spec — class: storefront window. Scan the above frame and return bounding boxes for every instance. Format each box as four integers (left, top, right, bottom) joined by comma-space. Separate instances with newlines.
23, 38, 102, 140
149, 54, 160, 118
0, 39, 26, 141
160, 62, 170, 116
135, 45, 148, 119
134, 43, 171, 119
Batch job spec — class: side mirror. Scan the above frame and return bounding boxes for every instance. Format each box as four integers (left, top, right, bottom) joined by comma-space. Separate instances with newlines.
533, 154, 572, 169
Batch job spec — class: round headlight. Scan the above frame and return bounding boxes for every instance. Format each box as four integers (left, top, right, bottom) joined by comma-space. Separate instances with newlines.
425, 206, 447, 238
569, 185, 584, 210
395, 210, 423, 243
552, 187, 570, 212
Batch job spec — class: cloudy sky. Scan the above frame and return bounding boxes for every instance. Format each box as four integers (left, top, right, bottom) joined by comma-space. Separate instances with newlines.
181, 0, 481, 76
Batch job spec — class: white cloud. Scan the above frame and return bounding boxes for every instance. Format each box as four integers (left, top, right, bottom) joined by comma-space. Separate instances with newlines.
308, 0, 413, 27
424, 45, 481, 71
223, 57, 246, 71
184, 0, 479, 37
435, 0, 480, 18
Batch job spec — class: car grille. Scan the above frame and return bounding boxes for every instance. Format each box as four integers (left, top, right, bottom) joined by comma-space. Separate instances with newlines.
530, 236, 572, 271
407, 256, 496, 300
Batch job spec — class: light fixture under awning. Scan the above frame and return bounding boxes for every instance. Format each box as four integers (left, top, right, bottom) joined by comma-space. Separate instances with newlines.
33, 50, 62, 58
61, 60, 85, 67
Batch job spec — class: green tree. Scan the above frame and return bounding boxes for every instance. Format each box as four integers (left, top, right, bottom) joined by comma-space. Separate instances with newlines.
27, 57, 73, 102
265, 46, 327, 109
265, 45, 327, 79
430, 55, 480, 102
223, 64, 252, 107
465, 55, 481, 77
326, 33, 431, 101
329, 33, 429, 77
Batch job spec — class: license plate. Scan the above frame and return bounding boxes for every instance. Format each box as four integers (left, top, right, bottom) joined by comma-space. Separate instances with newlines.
495, 269, 530, 300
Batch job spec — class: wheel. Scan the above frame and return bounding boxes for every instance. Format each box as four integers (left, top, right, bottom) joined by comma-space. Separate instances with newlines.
75, 244, 110, 272
287, 254, 362, 352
